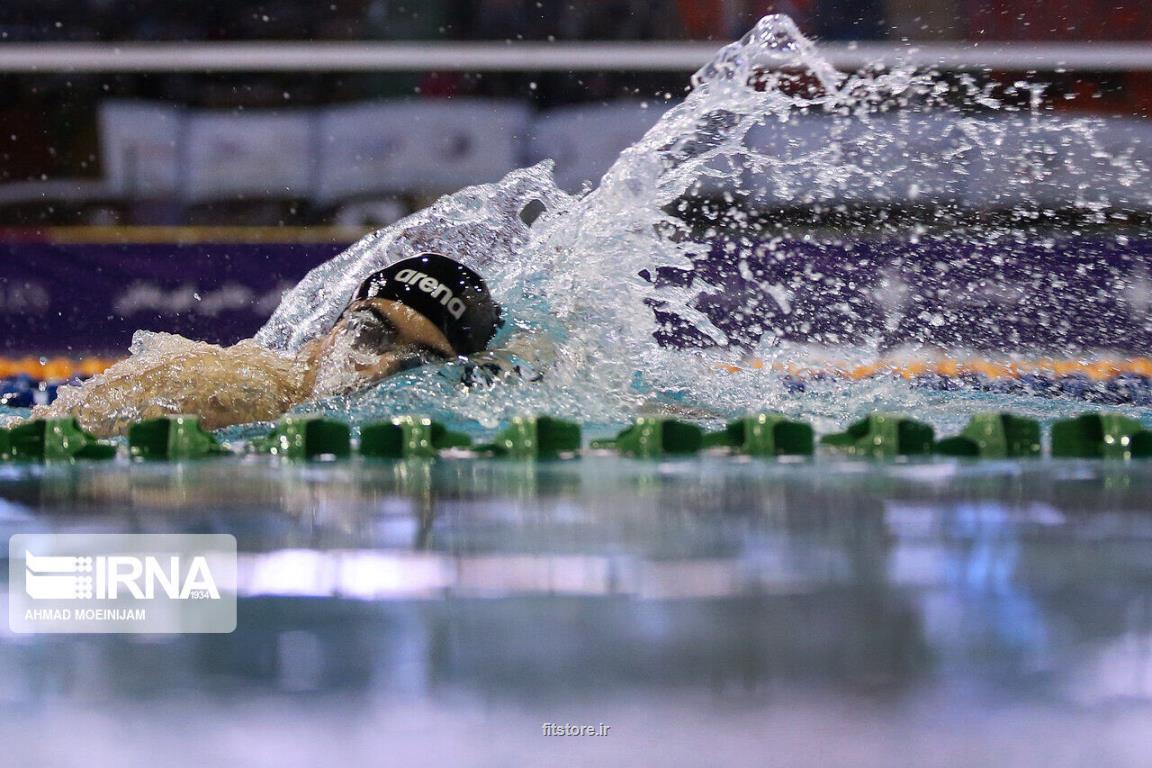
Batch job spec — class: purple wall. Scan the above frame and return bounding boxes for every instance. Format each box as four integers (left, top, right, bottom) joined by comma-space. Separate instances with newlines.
657, 235, 1152, 354
2, 235, 1150, 356
0, 241, 345, 356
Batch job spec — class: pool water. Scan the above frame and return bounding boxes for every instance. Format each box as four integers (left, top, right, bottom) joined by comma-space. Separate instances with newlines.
2, 456, 1151, 767
2, 13, 1150, 765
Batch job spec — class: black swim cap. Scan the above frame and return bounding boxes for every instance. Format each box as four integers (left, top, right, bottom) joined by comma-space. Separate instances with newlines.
353, 253, 502, 356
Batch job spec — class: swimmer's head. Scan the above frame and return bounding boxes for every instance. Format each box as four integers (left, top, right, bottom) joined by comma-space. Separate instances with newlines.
353, 253, 503, 356
308, 254, 503, 396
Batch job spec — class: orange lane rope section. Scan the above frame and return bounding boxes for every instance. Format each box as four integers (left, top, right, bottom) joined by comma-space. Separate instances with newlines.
0, 356, 119, 380
716, 357, 1152, 381
2, 355, 1152, 383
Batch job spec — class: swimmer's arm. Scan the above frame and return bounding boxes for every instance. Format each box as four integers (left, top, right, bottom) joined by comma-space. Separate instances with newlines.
454, 330, 557, 386
30, 338, 313, 437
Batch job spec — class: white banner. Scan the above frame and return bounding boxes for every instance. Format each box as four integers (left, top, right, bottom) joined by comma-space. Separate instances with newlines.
94, 100, 1152, 209
316, 99, 530, 201
184, 111, 314, 201
527, 102, 668, 191
98, 100, 183, 197
965, 116, 1152, 211
1088, 118, 1152, 211
740, 113, 969, 206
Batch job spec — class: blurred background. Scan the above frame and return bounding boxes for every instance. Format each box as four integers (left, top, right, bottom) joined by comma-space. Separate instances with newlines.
0, 1, 1150, 363
1, 0, 1150, 231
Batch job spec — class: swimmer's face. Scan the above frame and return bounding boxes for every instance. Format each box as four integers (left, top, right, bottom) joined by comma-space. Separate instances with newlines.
309, 299, 456, 397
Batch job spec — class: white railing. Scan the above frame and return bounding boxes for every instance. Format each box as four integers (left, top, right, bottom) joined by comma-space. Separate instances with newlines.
0, 41, 1151, 73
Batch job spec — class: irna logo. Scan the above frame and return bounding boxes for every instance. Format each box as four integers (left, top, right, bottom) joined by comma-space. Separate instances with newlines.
10, 534, 237, 634
24, 550, 221, 601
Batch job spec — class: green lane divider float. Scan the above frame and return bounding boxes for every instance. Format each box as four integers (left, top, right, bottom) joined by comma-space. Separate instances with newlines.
129, 416, 230, 460
252, 416, 351, 460
4, 411, 1148, 464
360, 416, 472, 459
592, 417, 704, 457
820, 414, 934, 458
5, 418, 116, 462
705, 412, 814, 457
476, 415, 582, 459
1051, 413, 1152, 460
935, 413, 1042, 458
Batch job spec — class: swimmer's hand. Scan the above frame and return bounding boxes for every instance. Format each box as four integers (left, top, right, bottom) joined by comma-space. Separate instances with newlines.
441, 329, 555, 388
445, 351, 545, 388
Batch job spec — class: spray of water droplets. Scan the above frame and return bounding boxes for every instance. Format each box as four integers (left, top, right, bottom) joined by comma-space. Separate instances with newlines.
15, 15, 1146, 440
269, 14, 1148, 439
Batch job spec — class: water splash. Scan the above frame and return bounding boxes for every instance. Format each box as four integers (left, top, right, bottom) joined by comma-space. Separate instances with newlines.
304, 14, 1146, 437
47, 14, 1152, 439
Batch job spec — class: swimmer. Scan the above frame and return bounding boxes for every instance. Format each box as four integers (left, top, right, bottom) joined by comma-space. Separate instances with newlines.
32, 253, 540, 437
302, 253, 505, 398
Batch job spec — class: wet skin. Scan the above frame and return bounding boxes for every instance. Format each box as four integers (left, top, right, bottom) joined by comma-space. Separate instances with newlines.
27, 298, 460, 436
300, 298, 457, 396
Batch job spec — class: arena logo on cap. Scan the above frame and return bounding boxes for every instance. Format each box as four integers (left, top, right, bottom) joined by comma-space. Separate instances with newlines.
394, 268, 468, 319
9, 534, 237, 634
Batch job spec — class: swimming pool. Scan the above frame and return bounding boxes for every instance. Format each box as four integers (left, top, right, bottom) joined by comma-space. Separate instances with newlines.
2, 12, 1151, 765
1, 455, 1151, 766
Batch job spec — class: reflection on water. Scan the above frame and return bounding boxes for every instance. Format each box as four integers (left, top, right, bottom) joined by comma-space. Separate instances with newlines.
1, 457, 1151, 767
